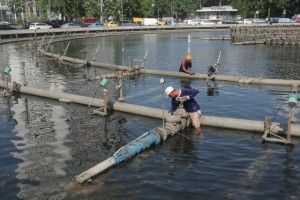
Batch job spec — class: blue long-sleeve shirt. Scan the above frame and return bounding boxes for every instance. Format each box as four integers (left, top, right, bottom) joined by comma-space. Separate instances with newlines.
170, 88, 200, 113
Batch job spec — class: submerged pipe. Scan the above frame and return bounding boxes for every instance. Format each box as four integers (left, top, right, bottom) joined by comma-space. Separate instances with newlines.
1, 82, 300, 137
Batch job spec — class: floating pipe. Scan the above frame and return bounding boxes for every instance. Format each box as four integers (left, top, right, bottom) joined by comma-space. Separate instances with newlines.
1, 82, 300, 137
37, 48, 300, 87
36, 46, 300, 87
75, 129, 161, 183
145, 69, 300, 86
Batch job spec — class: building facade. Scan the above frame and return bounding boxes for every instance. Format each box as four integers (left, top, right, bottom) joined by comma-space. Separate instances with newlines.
196, 6, 238, 23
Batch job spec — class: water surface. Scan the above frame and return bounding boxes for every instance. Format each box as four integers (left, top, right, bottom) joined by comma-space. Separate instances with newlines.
0, 30, 300, 199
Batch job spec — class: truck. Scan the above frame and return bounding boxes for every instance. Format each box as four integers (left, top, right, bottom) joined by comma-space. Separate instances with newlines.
132, 17, 143, 23
141, 18, 164, 26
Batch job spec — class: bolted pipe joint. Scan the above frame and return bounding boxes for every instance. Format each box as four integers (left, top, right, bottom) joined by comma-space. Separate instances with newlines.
155, 127, 171, 141
174, 107, 190, 130
165, 114, 182, 136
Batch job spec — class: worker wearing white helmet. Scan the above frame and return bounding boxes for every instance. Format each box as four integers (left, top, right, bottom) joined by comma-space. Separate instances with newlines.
165, 86, 201, 133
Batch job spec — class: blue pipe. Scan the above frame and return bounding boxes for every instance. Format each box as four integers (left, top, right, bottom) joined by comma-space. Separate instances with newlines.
113, 130, 161, 164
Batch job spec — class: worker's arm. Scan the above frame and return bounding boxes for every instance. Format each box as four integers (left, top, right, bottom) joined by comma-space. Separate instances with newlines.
182, 88, 199, 99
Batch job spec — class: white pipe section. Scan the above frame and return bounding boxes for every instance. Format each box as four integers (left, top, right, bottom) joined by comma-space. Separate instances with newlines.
1, 82, 300, 137
75, 157, 116, 183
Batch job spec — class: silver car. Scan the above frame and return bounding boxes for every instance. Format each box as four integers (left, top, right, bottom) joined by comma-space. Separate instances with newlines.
29, 22, 53, 29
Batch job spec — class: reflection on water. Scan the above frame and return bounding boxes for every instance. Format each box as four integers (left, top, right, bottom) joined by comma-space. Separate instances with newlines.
0, 31, 300, 199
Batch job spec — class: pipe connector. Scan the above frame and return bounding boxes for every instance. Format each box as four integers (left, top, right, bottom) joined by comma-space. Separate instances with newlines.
155, 127, 170, 141
165, 114, 182, 136
174, 108, 190, 130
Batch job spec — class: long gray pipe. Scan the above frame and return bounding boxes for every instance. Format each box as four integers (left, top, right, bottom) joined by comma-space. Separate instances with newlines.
39, 48, 300, 87
1, 82, 300, 137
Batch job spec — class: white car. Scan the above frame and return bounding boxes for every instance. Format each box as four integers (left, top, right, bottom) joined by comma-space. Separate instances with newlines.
200, 20, 214, 25
243, 19, 253, 24
29, 22, 53, 29
187, 20, 201, 25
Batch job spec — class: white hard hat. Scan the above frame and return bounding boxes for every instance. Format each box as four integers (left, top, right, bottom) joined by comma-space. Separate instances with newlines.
165, 86, 174, 96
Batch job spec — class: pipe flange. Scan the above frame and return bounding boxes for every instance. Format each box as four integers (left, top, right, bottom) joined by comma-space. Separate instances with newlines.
165, 123, 182, 135
175, 108, 189, 118
166, 115, 181, 123
155, 127, 169, 141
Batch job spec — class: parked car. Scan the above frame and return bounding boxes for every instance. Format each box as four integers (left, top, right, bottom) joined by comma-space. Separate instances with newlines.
0, 23, 16, 30
295, 17, 300, 23
0, 22, 23, 30
187, 19, 201, 25
88, 22, 105, 27
253, 18, 266, 24
43, 20, 61, 28
170, 19, 185, 25
243, 18, 253, 24
106, 21, 118, 27
29, 22, 53, 29
8, 23, 24, 29
269, 17, 280, 24
200, 20, 214, 25
60, 22, 82, 28
278, 18, 294, 24
222, 19, 239, 24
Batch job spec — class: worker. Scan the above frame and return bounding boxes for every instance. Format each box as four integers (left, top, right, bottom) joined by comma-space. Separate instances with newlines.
165, 86, 201, 133
179, 54, 195, 75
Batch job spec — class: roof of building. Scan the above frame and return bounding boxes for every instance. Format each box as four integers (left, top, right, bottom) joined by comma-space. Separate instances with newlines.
196, 6, 238, 12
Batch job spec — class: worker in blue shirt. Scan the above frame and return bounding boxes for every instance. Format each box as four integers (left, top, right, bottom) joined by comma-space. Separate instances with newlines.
165, 86, 201, 132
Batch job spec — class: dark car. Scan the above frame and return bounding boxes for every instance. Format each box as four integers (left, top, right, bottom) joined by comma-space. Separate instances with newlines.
43, 20, 62, 28
7, 23, 24, 29
222, 19, 239, 24
269, 17, 280, 24
0, 22, 23, 30
0, 23, 16, 30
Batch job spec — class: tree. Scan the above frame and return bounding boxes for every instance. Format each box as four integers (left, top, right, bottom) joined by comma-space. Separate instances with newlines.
8, 0, 24, 21
123, 0, 142, 19
85, 0, 101, 18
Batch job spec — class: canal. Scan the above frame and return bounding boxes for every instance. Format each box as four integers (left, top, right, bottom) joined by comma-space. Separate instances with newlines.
0, 30, 300, 199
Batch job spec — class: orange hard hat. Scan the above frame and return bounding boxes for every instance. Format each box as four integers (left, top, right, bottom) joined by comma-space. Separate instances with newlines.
185, 54, 192, 60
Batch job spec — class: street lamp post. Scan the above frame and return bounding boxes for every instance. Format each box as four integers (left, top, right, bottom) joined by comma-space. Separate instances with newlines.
152, 3, 154, 17
157, 0, 159, 19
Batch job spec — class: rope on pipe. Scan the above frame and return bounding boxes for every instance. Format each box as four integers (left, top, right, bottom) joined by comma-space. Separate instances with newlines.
113, 129, 161, 164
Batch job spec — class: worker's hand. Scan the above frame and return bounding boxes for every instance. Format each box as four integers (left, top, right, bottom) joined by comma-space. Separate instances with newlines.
182, 96, 189, 101
190, 72, 195, 75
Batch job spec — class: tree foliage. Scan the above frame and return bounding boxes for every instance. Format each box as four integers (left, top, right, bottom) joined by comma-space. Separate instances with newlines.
7, 0, 300, 22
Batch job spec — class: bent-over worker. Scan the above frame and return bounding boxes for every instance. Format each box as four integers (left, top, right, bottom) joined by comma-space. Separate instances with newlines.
165, 86, 201, 133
